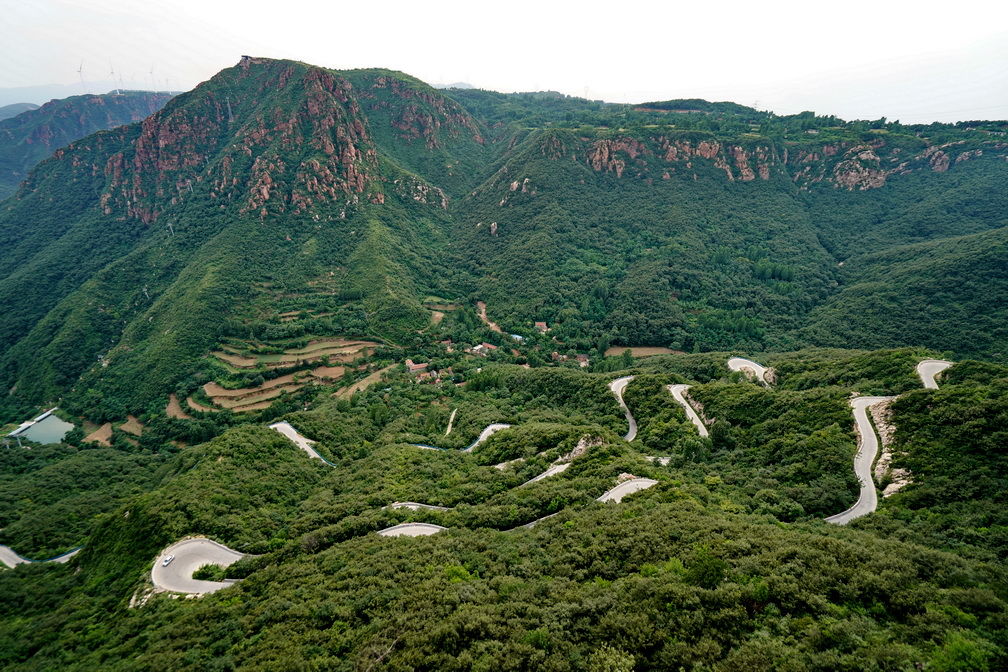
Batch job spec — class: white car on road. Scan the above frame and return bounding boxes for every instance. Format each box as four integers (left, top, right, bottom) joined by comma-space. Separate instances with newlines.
162, 554, 174, 567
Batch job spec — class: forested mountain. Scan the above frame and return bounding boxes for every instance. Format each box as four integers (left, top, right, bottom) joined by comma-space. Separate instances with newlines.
1, 56, 1006, 671
2, 56, 1006, 422
0, 90, 174, 199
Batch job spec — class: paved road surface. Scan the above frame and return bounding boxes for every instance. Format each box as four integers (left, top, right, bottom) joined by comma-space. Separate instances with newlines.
463, 423, 512, 452
824, 396, 894, 525
667, 384, 709, 437
150, 537, 245, 594
727, 357, 770, 386
387, 502, 450, 512
609, 376, 638, 441
0, 545, 81, 569
414, 422, 513, 452
268, 422, 336, 466
521, 462, 570, 485
917, 359, 953, 389
377, 523, 447, 537
597, 477, 658, 503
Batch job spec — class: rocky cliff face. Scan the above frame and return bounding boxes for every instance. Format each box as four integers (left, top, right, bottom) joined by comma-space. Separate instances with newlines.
785, 138, 1005, 191
50, 58, 382, 226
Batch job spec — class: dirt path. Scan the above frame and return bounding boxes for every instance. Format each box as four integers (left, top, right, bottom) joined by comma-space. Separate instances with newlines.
477, 301, 502, 333
186, 397, 219, 413
445, 408, 457, 436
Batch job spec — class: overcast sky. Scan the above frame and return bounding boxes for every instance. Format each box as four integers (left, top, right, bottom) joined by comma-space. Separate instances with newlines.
3, 0, 1007, 123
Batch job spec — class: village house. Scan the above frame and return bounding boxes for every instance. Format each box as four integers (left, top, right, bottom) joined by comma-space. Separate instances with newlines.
471, 343, 498, 356
404, 359, 429, 373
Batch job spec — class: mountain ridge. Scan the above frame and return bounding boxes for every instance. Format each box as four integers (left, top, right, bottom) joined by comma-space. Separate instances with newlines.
1, 56, 1005, 422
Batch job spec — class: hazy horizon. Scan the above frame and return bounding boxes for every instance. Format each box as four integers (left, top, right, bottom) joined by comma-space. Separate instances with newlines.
3, 0, 1007, 124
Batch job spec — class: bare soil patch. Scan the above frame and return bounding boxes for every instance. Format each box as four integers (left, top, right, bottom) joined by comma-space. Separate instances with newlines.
84, 422, 112, 446
166, 394, 192, 419
212, 351, 259, 368
230, 399, 280, 413
120, 415, 144, 437
186, 397, 219, 413
203, 374, 300, 400
212, 384, 301, 410
311, 365, 346, 379
431, 310, 445, 325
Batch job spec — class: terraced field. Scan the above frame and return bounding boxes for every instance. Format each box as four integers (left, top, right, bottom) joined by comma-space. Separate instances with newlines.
188, 338, 382, 413
211, 338, 378, 370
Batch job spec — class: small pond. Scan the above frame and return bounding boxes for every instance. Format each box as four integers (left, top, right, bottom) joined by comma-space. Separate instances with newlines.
14, 413, 75, 444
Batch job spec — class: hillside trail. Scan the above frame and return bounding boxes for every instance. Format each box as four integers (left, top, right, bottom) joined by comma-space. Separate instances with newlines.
476, 301, 503, 333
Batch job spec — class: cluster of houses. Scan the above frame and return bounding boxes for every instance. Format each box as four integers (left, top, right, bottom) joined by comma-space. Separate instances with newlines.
552, 352, 590, 367
405, 359, 454, 383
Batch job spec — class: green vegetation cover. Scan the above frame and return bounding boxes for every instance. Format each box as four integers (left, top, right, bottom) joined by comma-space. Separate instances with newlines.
0, 56, 1006, 670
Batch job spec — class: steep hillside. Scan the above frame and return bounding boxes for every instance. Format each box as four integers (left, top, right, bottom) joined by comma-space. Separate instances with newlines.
0, 91, 172, 198
2, 56, 1007, 423
0, 58, 465, 421
800, 226, 1008, 361
452, 128, 835, 353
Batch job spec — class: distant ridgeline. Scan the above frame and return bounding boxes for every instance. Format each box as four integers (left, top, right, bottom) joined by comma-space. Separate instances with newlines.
0, 54, 1006, 420
0, 90, 174, 199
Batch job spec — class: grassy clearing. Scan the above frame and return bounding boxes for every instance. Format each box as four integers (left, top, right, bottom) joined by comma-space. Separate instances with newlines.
604, 346, 681, 358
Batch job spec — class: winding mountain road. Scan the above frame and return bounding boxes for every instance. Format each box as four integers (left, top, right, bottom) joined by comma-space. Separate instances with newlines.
917, 359, 953, 389
727, 357, 770, 386
412, 422, 513, 452
21, 358, 954, 597
150, 537, 245, 595
667, 384, 709, 437
377, 523, 447, 537
0, 545, 81, 569
609, 376, 638, 441
824, 396, 895, 525
598, 477, 659, 503
269, 421, 336, 466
